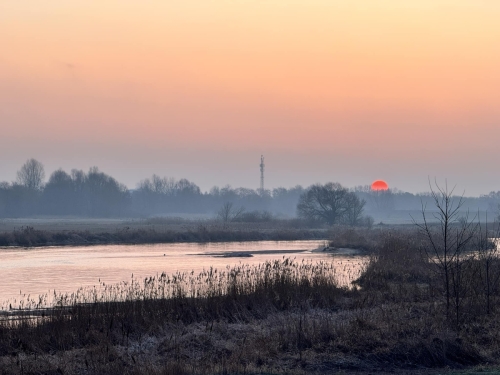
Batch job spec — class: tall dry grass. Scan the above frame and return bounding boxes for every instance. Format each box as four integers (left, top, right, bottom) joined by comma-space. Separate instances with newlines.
0, 259, 343, 357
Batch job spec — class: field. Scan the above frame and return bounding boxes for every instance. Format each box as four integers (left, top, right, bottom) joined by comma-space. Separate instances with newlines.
0, 209, 455, 234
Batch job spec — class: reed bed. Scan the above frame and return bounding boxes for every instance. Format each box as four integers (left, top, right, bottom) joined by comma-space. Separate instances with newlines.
0, 259, 345, 359
1, 258, 341, 312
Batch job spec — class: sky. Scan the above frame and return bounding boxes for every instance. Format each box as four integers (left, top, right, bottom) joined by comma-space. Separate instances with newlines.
1, 0, 500, 196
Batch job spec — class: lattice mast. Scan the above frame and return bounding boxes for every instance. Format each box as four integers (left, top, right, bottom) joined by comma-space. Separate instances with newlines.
260, 155, 265, 193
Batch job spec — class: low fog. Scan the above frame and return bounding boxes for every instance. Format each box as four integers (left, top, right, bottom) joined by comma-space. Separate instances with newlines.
1, 158, 499, 221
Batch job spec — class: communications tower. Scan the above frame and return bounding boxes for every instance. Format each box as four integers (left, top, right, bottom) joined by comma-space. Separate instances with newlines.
260, 155, 265, 193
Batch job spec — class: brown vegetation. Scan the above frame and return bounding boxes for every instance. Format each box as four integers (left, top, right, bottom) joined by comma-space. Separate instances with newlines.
2, 225, 500, 374
0, 221, 327, 247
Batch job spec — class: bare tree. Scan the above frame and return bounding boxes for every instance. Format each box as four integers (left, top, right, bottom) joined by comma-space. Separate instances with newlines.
17, 158, 45, 190
297, 182, 366, 225
217, 202, 245, 226
475, 216, 500, 315
341, 191, 366, 226
414, 181, 477, 325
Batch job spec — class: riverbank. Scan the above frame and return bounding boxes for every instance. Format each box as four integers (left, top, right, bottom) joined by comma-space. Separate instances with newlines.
0, 227, 327, 247
0, 217, 329, 247
0, 217, 407, 249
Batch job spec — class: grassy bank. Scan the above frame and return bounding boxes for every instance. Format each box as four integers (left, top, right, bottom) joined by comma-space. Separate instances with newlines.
0, 217, 330, 247
0, 225, 327, 247
2, 226, 500, 374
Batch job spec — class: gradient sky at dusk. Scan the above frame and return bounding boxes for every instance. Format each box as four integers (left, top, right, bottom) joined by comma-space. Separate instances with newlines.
1, 1, 499, 195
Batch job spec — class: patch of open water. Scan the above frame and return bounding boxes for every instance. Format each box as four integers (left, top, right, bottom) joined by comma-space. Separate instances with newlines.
0, 240, 369, 303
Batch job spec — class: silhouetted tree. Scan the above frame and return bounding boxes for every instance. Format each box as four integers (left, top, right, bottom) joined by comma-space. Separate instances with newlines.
271, 185, 304, 215
84, 167, 130, 216
341, 191, 366, 226
43, 169, 75, 215
175, 178, 201, 196
297, 182, 366, 225
414, 181, 477, 327
17, 158, 45, 191
0, 182, 11, 217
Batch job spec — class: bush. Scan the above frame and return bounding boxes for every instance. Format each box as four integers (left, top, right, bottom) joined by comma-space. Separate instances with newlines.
233, 210, 274, 222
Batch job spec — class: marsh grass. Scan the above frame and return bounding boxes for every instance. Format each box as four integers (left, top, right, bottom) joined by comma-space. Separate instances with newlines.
0, 259, 343, 357
2, 258, 341, 317
2, 230, 500, 374
354, 231, 430, 290
327, 225, 423, 253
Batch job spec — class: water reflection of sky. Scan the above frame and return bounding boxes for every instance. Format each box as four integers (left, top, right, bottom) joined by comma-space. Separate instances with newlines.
0, 241, 368, 302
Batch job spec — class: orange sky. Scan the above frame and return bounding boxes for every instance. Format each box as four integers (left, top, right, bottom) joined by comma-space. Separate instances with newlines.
1, 1, 500, 194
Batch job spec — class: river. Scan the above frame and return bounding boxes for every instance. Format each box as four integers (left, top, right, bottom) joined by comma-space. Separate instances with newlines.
0, 240, 368, 304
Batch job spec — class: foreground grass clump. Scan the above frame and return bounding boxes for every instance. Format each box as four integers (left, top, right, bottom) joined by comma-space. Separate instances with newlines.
327, 225, 420, 253
354, 232, 431, 290
2, 232, 500, 374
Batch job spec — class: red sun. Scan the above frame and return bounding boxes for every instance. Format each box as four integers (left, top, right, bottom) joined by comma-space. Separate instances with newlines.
371, 180, 389, 191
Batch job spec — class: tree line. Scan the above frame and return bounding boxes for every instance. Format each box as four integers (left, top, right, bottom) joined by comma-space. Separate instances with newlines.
0, 159, 304, 218
1, 158, 499, 222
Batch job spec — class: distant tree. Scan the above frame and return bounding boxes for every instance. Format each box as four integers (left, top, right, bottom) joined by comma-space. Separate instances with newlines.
341, 191, 367, 226
175, 178, 201, 196
17, 158, 45, 190
42, 169, 75, 215
217, 202, 245, 224
0, 182, 9, 217
85, 167, 130, 216
139, 174, 176, 195
297, 182, 366, 225
134, 175, 204, 214
353, 184, 395, 213
271, 185, 304, 215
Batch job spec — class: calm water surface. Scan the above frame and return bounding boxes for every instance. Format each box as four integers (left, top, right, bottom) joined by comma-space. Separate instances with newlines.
0, 240, 368, 303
